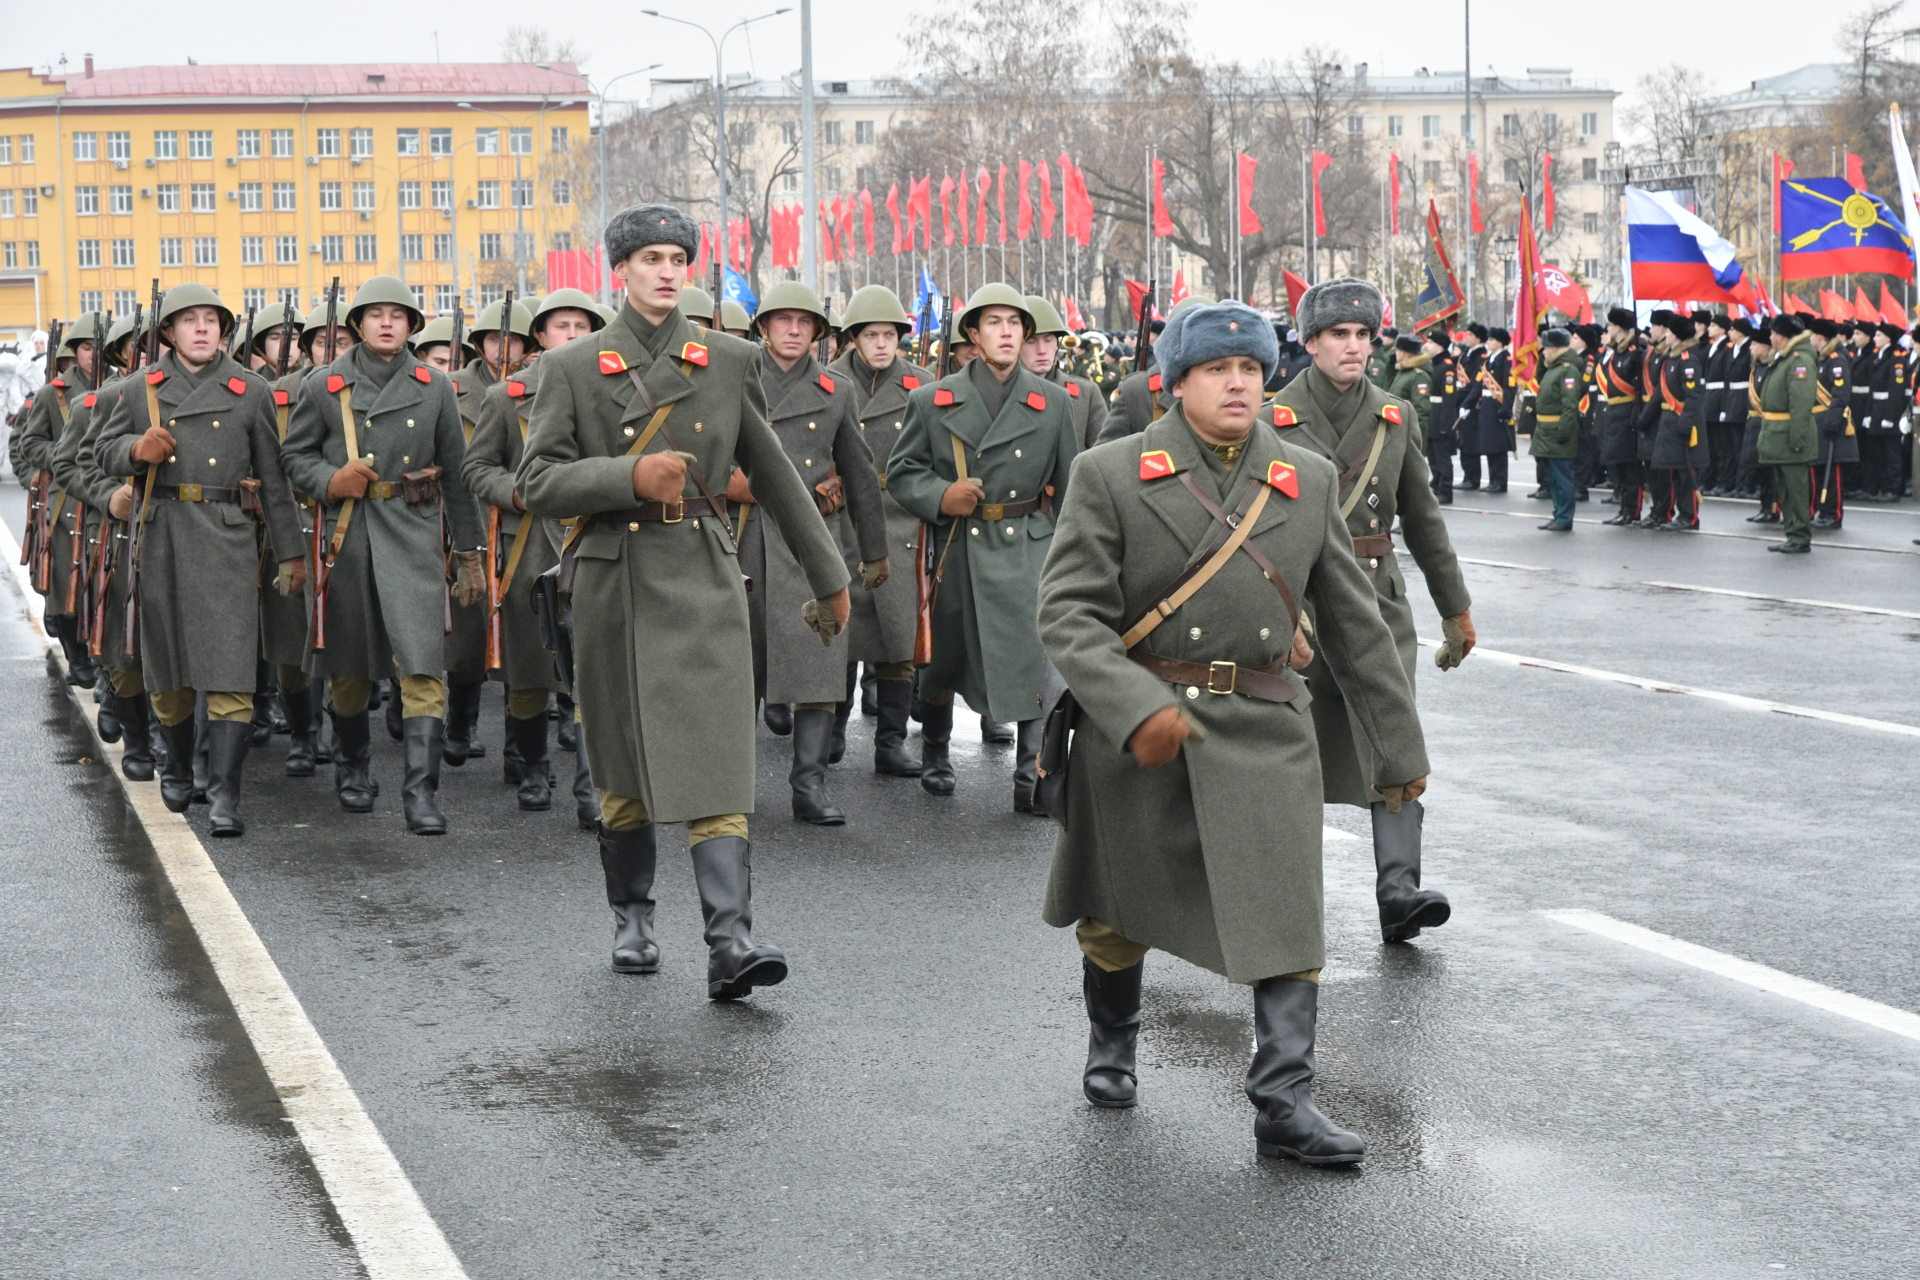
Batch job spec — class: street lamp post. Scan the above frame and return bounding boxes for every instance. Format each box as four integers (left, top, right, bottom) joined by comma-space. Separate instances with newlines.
459, 99, 568, 296
593, 65, 664, 305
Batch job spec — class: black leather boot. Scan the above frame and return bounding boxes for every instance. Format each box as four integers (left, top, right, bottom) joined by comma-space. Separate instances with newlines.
1082, 956, 1142, 1108
980, 715, 1015, 744
691, 835, 788, 999
598, 821, 660, 973
573, 740, 600, 831
555, 692, 578, 752
501, 705, 526, 785
311, 693, 333, 765
95, 672, 122, 742
1248, 977, 1365, 1165
117, 691, 155, 782
441, 680, 479, 765
789, 708, 847, 825
55, 616, 97, 688
762, 700, 793, 736
203, 718, 250, 838
191, 701, 210, 805
1373, 800, 1450, 942
330, 707, 376, 813
149, 713, 171, 772
507, 713, 552, 811
159, 715, 196, 813
249, 661, 276, 747
919, 698, 955, 795
283, 687, 316, 777
381, 678, 405, 741
269, 692, 289, 735
1013, 717, 1045, 813
830, 665, 857, 764
401, 716, 447, 834
872, 680, 922, 777
859, 664, 879, 716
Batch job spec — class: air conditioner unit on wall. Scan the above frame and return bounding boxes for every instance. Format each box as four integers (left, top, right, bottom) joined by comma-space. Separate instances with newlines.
113, 159, 128, 170
226, 191, 237, 201
143, 158, 155, 168
225, 157, 237, 167
306, 156, 319, 166
140, 187, 152, 198
358, 211, 370, 221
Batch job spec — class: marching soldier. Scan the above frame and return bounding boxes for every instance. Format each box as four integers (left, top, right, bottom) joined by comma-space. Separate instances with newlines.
730, 281, 887, 825
887, 283, 1080, 810
1417, 325, 1459, 505
94, 284, 306, 836
519, 204, 849, 996
1810, 317, 1856, 528
827, 284, 934, 778
1758, 315, 1819, 553
1645, 311, 1704, 531
1038, 300, 1431, 1164
410, 315, 467, 373
1260, 278, 1470, 944
1530, 328, 1581, 531
1023, 295, 1107, 450
281, 275, 487, 834
1598, 308, 1647, 525
16, 315, 106, 690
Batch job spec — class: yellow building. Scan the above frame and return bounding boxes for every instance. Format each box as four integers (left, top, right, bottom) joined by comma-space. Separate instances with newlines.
0, 59, 592, 338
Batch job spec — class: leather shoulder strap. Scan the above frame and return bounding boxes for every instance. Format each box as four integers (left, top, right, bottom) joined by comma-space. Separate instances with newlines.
1119, 478, 1273, 650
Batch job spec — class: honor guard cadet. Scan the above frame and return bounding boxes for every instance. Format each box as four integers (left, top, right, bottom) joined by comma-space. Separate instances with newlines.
887, 283, 1081, 810
1758, 315, 1820, 554
1461, 326, 1512, 493
1259, 278, 1471, 944
1530, 328, 1583, 531
1022, 295, 1108, 450
1038, 301, 1431, 1165
1418, 325, 1460, 504
281, 275, 487, 834
519, 204, 849, 997
730, 281, 887, 825
462, 288, 603, 820
1644, 310, 1704, 530
1809, 317, 1857, 527
94, 284, 307, 837
1598, 308, 1648, 524
1094, 297, 1208, 445
17, 314, 105, 688
1864, 321, 1908, 501
827, 284, 935, 778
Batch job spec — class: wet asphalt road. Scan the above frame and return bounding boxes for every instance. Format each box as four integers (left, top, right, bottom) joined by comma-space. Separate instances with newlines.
3, 474, 1919, 1280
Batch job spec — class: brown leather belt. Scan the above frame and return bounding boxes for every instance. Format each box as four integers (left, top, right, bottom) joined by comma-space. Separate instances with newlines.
605, 496, 727, 526
1129, 651, 1298, 703
976, 493, 1049, 521
1352, 534, 1395, 558
161, 484, 244, 504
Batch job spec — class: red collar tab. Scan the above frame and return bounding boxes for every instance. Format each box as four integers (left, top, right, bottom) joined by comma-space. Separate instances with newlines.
273, 389, 290, 406
506, 380, 527, 398
933, 388, 956, 407
1066, 381, 1081, 398
83, 392, 97, 408
901, 375, 921, 390
50, 378, 67, 389
1139, 449, 1177, 481
414, 365, 433, 384
227, 376, 249, 396
598, 350, 628, 376
326, 374, 346, 394
1381, 404, 1402, 425
1025, 390, 1048, 411
1147, 373, 1162, 392
1269, 404, 1298, 427
1266, 461, 1299, 498
819, 372, 835, 393
145, 370, 165, 386
681, 341, 709, 367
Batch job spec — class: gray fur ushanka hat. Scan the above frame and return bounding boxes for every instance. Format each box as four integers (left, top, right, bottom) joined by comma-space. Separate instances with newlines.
1295, 276, 1384, 340
1156, 301, 1280, 388
606, 203, 701, 264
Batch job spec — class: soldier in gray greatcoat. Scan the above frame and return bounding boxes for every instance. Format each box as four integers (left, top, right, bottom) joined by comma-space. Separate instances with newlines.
16, 316, 105, 690
1023, 296, 1107, 450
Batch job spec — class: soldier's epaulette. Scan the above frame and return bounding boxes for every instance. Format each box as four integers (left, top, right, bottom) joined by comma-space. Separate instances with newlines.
902, 375, 921, 390
1139, 449, 1176, 481
1024, 390, 1047, 411
414, 365, 434, 384
819, 372, 835, 393
598, 350, 628, 375
1270, 404, 1298, 427
226, 376, 249, 396
1381, 404, 1402, 424
933, 388, 956, 407
326, 374, 346, 393
146, 369, 166, 385
506, 380, 528, 398
49, 378, 66, 389
1266, 461, 1299, 497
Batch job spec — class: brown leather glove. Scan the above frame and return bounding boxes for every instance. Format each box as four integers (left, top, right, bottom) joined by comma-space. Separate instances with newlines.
939, 478, 984, 516
452, 549, 486, 607
1375, 777, 1429, 813
1434, 610, 1477, 671
1288, 624, 1315, 670
860, 558, 889, 590
274, 558, 307, 597
130, 425, 176, 465
327, 460, 378, 501
1127, 705, 1191, 770
632, 451, 688, 502
108, 483, 135, 521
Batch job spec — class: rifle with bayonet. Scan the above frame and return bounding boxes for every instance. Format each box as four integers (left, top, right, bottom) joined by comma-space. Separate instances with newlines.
1134, 273, 1156, 380
311, 279, 344, 650
64, 311, 107, 619
494, 289, 515, 380
21, 319, 62, 583
123, 280, 163, 656
448, 299, 466, 373
237, 305, 256, 372
275, 298, 296, 379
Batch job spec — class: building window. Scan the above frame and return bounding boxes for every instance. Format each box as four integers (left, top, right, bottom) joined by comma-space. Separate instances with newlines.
110, 185, 132, 214
0, 138, 10, 164
728, 122, 756, 147
431, 180, 452, 211
316, 128, 340, 158
243, 287, 268, 312
319, 182, 342, 211
0, 191, 11, 217
1421, 115, 1441, 139
478, 232, 502, 260
479, 283, 505, 307
1583, 212, 1598, 234
1582, 112, 1599, 137
397, 128, 420, 156
1503, 159, 1521, 184
4, 243, 19, 269
433, 233, 452, 261
76, 239, 101, 268
21, 188, 36, 216
237, 129, 260, 158
477, 181, 500, 209
350, 128, 373, 159
191, 183, 216, 213
241, 235, 265, 265
79, 291, 103, 313
550, 126, 569, 153
274, 181, 296, 211
1582, 157, 1598, 181
399, 181, 421, 210
193, 236, 218, 266
1421, 160, 1443, 183
1386, 115, 1404, 138
409, 284, 426, 313
74, 132, 97, 161
271, 128, 294, 158
511, 179, 533, 208
856, 120, 876, 146
429, 128, 452, 156
509, 127, 533, 155
782, 123, 798, 146
156, 184, 180, 213
276, 235, 299, 264
114, 289, 136, 312
107, 132, 130, 162
551, 179, 571, 206
20, 136, 33, 163
321, 234, 344, 262
184, 130, 211, 160
354, 234, 377, 263
24, 240, 39, 267
476, 128, 499, 156
111, 238, 134, 267
239, 182, 263, 212
1501, 113, 1520, 137
159, 237, 183, 267
353, 181, 376, 212
1584, 258, 1599, 278
400, 234, 423, 261
436, 284, 458, 313
515, 232, 534, 260
782, 172, 798, 193
1543, 114, 1558, 137
823, 121, 843, 145
1347, 115, 1365, 138
553, 231, 572, 250
75, 186, 99, 216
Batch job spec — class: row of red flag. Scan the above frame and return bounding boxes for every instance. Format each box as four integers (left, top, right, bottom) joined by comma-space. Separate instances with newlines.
1775, 281, 1909, 327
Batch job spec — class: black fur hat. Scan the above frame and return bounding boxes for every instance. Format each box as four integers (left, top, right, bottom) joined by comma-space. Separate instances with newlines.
1607, 306, 1637, 329
605, 203, 700, 265
1770, 314, 1805, 339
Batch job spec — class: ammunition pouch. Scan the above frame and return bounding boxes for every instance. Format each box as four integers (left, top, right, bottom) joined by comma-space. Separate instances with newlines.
400, 465, 443, 505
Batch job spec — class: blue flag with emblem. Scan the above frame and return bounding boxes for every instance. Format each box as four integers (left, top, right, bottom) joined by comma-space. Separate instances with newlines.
912, 265, 943, 336
1779, 177, 1915, 281
721, 267, 757, 316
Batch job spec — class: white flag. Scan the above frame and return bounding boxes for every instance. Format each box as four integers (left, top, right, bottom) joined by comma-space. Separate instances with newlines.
1888, 103, 1920, 252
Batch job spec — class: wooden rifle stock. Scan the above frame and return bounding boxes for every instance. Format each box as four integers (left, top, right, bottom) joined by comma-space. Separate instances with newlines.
309, 501, 329, 651
484, 506, 503, 671
86, 516, 114, 656
914, 520, 934, 666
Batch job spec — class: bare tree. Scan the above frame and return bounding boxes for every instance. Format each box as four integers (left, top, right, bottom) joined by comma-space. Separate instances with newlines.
500, 26, 586, 67
1621, 64, 1724, 163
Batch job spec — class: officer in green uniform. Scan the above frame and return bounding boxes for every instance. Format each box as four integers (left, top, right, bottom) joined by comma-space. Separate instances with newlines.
519, 204, 849, 997
887, 283, 1081, 810
1022, 295, 1107, 450
1259, 278, 1474, 944
1386, 333, 1433, 437
1365, 329, 1396, 388
1039, 301, 1430, 1164
1530, 329, 1583, 531
1758, 314, 1820, 554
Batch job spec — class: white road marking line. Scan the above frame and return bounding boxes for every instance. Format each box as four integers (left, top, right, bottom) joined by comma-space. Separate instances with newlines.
1399, 550, 1546, 572
1701, 491, 1920, 518
1640, 580, 1920, 621
0, 516, 468, 1280
1442, 504, 1920, 555
1544, 909, 1920, 1044
1417, 638, 1920, 739
1323, 826, 1361, 841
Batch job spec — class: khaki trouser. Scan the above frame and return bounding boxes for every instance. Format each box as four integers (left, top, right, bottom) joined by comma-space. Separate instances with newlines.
109, 668, 146, 699
330, 673, 445, 719
1077, 917, 1321, 983
276, 663, 311, 696
598, 792, 747, 843
150, 689, 251, 728
506, 688, 550, 720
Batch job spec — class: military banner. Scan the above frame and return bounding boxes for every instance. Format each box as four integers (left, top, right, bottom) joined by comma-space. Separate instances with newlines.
1413, 200, 1465, 330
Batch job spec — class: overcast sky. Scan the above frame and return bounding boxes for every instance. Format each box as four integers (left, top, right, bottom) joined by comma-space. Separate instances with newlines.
8, 0, 1842, 116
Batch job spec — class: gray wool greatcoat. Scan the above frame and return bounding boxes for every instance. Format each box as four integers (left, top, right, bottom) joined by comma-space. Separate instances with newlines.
95, 351, 305, 695
259, 364, 316, 670
518, 303, 849, 822
279, 348, 483, 682
461, 359, 565, 694
887, 363, 1079, 725
1263, 369, 1471, 808
18, 363, 99, 617
70, 371, 142, 674
1094, 367, 1173, 445
446, 361, 500, 683
1047, 363, 1108, 451
1039, 408, 1430, 983
738, 352, 886, 704
825, 350, 932, 666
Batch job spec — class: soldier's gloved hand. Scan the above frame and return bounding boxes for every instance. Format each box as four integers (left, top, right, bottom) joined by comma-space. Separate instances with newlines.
108, 483, 134, 521
939, 478, 985, 516
1127, 705, 1191, 770
130, 425, 176, 465
726, 467, 754, 504
1376, 776, 1429, 813
632, 450, 688, 502
1433, 610, 1477, 671
274, 557, 307, 597
452, 549, 486, 607
1288, 624, 1315, 670
326, 459, 378, 500
860, 558, 889, 590
800, 586, 851, 645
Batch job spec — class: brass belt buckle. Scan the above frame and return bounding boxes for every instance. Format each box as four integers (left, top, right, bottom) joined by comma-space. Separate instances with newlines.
1207, 660, 1237, 694
177, 483, 202, 502
369, 481, 393, 500
980, 502, 1005, 520
661, 498, 686, 524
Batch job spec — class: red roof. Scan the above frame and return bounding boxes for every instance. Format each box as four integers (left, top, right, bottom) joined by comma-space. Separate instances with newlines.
51, 63, 590, 100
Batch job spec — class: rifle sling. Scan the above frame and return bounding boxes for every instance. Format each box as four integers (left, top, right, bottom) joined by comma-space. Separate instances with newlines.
326, 384, 361, 562
1286, 411, 1388, 521
1172, 470, 1299, 634
1118, 477, 1274, 651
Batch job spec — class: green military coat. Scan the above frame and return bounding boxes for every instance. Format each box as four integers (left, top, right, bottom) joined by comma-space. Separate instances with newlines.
17, 363, 99, 617
95, 351, 305, 694
1094, 368, 1173, 445
1366, 345, 1395, 389
444, 361, 500, 683
461, 359, 565, 694
887, 362, 1079, 724
69, 370, 142, 674
1262, 367, 1471, 807
518, 302, 848, 821
1386, 354, 1434, 438
258, 364, 316, 669
1529, 347, 1584, 460
826, 350, 932, 665
1047, 363, 1108, 451
279, 348, 482, 682
1039, 408, 1430, 982
1757, 333, 1819, 465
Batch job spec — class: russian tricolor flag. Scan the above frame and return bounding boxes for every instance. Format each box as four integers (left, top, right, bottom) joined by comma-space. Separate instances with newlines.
1625, 186, 1755, 308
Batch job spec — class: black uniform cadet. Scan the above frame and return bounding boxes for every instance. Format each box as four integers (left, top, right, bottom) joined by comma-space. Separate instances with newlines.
1598, 309, 1646, 524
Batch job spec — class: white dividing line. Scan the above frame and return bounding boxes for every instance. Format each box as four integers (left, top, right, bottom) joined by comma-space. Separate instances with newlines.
1544, 910, 1920, 1044
0, 516, 468, 1280
1399, 550, 1546, 572
1419, 638, 1920, 739
1640, 580, 1920, 621
1443, 504, 1920, 555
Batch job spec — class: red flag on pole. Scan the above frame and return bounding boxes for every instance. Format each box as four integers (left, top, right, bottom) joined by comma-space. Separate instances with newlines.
942, 173, 958, 246
1542, 153, 1556, 229
819, 201, 838, 263
1846, 152, 1868, 191
1773, 153, 1794, 229
1388, 154, 1401, 236
1819, 288, 1852, 321
956, 170, 971, 244
1468, 153, 1484, 233
1062, 296, 1086, 331
917, 176, 933, 251
1282, 268, 1309, 317
1170, 270, 1189, 308
1038, 161, 1055, 240
1512, 194, 1545, 390
1854, 285, 1881, 322
1151, 156, 1175, 236
997, 162, 1009, 244
860, 189, 875, 255
1880, 281, 1908, 328
1538, 263, 1592, 324
887, 182, 902, 254
1237, 153, 1261, 235
976, 167, 991, 245
1311, 151, 1332, 236
1017, 160, 1033, 240
1124, 278, 1149, 321
1782, 292, 1814, 316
